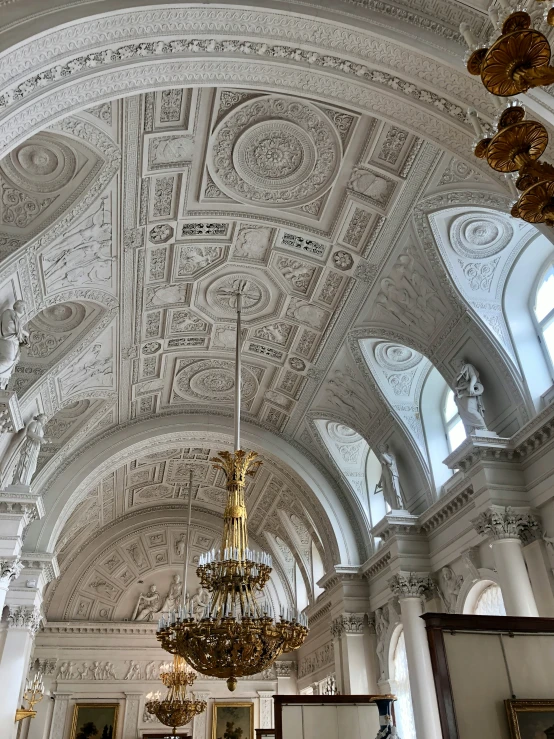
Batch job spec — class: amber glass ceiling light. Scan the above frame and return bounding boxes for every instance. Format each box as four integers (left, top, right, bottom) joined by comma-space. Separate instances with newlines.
157, 284, 309, 690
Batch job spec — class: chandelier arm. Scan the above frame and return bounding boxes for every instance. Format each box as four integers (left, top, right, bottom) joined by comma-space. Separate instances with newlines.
514, 65, 554, 90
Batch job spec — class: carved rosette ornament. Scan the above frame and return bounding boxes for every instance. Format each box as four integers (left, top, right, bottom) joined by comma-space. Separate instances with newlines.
389, 572, 434, 600
330, 613, 367, 638
208, 95, 341, 208
7, 605, 42, 635
0, 557, 23, 586
473, 506, 541, 544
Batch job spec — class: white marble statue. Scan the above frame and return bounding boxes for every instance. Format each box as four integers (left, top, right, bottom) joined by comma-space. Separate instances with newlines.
160, 574, 183, 613
191, 586, 210, 619
11, 414, 48, 487
377, 444, 404, 510
132, 584, 161, 621
175, 533, 186, 557
454, 359, 487, 434
0, 300, 29, 389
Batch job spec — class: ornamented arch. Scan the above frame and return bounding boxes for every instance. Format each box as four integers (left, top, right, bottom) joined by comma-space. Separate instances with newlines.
24, 414, 362, 569
0, 6, 501, 166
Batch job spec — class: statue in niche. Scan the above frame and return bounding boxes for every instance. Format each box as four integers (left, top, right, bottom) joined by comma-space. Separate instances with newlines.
0, 300, 29, 389
437, 566, 464, 614
175, 533, 187, 557
377, 444, 404, 510
453, 359, 488, 434
11, 414, 48, 487
191, 586, 210, 619
160, 574, 183, 613
132, 584, 161, 621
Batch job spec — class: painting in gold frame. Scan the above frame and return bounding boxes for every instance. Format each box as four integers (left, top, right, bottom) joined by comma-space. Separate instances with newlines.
505, 699, 554, 738
212, 701, 254, 739
70, 703, 119, 739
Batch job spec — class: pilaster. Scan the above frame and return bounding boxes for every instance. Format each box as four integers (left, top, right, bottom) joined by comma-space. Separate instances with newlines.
330, 611, 376, 694
275, 660, 297, 694
47, 693, 72, 739
193, 692, 210, 739
122, 693, 142, 739
257, 690, 274, 728
0, 485, 44, 558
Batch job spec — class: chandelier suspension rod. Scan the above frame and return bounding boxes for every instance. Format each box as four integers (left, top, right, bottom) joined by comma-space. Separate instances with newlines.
182, 467, 193, 608
234, 287, 243, 453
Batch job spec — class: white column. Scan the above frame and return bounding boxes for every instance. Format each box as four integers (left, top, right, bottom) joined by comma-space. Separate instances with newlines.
0, 605, 41, 739
48, 693, 72, 739
330, 613, 370, 694
474, 506, 540, 617
525, 539, 554, 616
390, 573, 442, 739
0, 558, 23, 615
257, 691, 274, 729
193, 692, 210, 739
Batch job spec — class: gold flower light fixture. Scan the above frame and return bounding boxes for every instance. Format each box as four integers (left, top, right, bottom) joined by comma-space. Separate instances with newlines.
145, 655, 206, 736
157, 284, 308, 691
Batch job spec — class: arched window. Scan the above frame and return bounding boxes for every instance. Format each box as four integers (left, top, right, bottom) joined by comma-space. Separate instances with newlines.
533, 262, 554, 375
392, 630, 416, 739
474, 584, 506, 616
443, 388, 466, 451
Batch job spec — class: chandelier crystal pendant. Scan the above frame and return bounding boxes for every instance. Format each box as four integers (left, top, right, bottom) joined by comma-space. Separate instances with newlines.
157, 283, 309, 691
145, 655, 207, 735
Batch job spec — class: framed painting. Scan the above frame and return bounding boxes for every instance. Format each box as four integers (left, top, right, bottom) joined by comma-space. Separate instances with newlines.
70, 703, 119, 739
506, 699, 554, 738
212, 702, 254, 739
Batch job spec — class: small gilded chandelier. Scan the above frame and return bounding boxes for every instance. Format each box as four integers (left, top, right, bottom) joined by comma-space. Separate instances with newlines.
157, 283, 309, 690
145, 655, 206, 735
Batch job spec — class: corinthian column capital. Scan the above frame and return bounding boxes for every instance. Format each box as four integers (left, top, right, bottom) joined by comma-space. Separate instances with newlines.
473, 506, 541, 544
389, 572, 434, 600
7, 604, 42, 635
0, 557, 23, 586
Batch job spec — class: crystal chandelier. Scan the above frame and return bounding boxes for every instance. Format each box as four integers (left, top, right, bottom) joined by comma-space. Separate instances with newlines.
157, 284, 309, 690
145, 655, 206, 735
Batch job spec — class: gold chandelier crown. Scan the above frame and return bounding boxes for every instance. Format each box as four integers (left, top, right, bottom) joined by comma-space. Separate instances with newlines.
157, 285, 308, 690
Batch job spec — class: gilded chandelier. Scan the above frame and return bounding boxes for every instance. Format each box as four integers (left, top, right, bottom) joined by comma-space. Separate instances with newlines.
460, 1, 554, 225
145, 655, 206, 735
157, 285, 308, 691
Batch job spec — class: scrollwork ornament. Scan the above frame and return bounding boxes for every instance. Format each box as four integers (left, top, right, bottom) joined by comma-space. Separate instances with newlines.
0, 557, 23, 585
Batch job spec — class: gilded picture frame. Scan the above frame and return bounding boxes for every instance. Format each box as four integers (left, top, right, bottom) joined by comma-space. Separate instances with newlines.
212, 701, 254, 739
505, 699, 554, 738
70, 703, 119, 739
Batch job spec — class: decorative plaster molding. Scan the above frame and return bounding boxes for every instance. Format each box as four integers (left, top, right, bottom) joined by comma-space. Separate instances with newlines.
274, 660, 295, 678
419, 484, 475, 534
473, 506, 541, 544
389, 571, 434, 599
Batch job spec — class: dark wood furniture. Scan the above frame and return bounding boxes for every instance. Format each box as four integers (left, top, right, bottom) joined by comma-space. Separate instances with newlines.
273, 695, 389, 739
423, 613, 554, 739
255, 731, 276, 738
142, 734, 190, 738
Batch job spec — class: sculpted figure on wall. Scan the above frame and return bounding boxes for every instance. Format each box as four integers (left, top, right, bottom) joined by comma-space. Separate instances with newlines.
160, 574, 183, 613
453, 359, 488, 434
191, 586, 210, 619
0, 300, 29, 389
11, 414, 48, 487
377, 444, 404, 510
437, 566, 463, 614
375, 606, 390, 679
132, 584, 161, 621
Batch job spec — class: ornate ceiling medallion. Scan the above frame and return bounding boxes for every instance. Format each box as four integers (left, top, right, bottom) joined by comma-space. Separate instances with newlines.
2, 133, 77, 193
208, 95, 341, 208
449, 213, 513, 259
174, 359, 258, 404
374, 342, 422, 372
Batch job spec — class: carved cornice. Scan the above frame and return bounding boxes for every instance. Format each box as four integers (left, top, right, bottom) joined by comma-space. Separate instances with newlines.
444, 434, 513, 472
8, 605, 42, 634
362, 549, 392, 579
0, 486, 45, 526
473, 506, 541, 544
305, 599, 333, 626
318, 566, 362, 593
419, 484, 475, 534
330, 612, 368, 637
389, 572, 434, 599
372, 512, 421, 543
